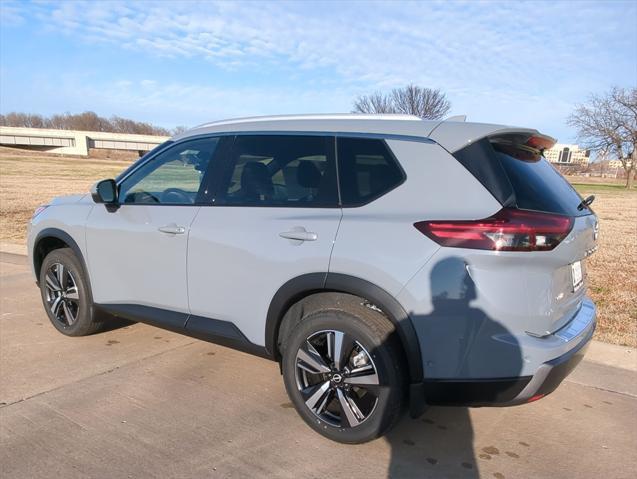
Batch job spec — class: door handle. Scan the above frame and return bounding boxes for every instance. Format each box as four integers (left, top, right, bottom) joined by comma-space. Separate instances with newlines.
279, 229, 318, 242
158, 224, 186, 235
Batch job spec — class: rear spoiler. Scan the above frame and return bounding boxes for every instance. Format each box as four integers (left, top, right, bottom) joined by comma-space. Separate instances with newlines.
489, 132, 557, 154
427, 120, 557, 154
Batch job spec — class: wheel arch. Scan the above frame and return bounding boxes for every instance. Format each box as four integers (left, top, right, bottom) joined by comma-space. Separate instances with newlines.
265, 272, 424, 384
33, 228, 90, 291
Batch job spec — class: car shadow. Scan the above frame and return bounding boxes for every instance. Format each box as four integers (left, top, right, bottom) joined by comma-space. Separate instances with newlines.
386, 407, 477, 478
383, 256, 523, 478
97, 312, 135, 332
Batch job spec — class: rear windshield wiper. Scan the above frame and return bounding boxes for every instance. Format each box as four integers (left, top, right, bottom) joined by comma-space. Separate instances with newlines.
577, 195, 595, 211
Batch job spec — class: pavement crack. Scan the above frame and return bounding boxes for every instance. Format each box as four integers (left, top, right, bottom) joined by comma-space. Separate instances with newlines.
0, 340, 198, 409
565, 379, 637, 399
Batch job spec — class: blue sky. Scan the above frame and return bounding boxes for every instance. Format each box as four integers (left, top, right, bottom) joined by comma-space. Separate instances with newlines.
1, 0, 635, 142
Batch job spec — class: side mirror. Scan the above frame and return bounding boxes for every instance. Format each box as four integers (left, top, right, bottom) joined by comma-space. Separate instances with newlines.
91, 179, 118, 204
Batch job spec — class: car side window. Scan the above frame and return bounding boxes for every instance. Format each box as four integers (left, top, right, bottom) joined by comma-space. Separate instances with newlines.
218, 135, 338, 207
337, 137, 405, 206
118, 138, 219, 205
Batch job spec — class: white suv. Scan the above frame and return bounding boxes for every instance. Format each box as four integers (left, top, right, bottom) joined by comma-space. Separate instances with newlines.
28, 114, 597, 443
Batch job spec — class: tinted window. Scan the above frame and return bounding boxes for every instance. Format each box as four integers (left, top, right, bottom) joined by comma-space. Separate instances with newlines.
337, 137, 404, 206
453, 139, 589, 216
119, 138, 219, 205
495, 145, 588, 216
452, 139, 515, 207
218, 135, 338, 207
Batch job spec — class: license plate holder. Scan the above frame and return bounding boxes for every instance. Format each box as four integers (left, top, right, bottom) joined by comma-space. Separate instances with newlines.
571, 261, 583, 292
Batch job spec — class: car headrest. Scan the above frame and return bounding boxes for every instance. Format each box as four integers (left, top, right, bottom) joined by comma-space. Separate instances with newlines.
241, 162, 273, 196
297, 161, 322, 189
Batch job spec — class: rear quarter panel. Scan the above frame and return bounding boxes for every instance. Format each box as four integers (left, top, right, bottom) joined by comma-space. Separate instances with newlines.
397, 216, 598, 380
328, 140, 502, 296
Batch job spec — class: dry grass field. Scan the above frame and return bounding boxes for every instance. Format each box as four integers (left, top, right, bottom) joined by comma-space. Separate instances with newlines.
1, 152, 635, 346
566, 178, 637, 347
0, 151, 132, 242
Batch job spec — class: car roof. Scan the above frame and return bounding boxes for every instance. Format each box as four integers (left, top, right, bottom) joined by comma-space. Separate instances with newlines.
173, 114, 545, 153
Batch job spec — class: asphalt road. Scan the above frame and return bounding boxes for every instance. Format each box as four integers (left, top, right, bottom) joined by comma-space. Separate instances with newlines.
1, 252, 636, 479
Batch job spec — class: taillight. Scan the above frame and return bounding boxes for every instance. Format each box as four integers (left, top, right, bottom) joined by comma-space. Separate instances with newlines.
414, 208, 573, 252
527, 393, 546, 403
525, 135, 556, 150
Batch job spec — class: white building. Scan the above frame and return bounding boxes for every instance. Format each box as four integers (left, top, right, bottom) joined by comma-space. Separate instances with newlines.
544, 144, 590, 166
608, 159, 633, 170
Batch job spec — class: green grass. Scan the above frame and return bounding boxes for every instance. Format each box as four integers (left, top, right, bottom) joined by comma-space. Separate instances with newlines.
572, 183, 637, 194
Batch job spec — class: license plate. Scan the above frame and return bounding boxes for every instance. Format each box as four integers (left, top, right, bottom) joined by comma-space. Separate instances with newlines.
571, 261, 583, 291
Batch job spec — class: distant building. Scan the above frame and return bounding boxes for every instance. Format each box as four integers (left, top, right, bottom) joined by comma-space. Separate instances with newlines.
608, 159, 633, 170
544, 144, 590, 166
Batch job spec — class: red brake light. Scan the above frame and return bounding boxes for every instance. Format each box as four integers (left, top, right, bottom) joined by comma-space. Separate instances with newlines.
525, 135, 555, 150
414, 208, 573, 252
527, 393, 546, 403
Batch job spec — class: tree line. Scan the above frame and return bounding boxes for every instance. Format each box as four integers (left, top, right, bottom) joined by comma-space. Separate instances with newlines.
0, 111, 177, 136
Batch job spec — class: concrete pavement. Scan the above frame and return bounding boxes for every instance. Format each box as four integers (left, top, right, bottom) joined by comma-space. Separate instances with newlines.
1, 252, 636, 478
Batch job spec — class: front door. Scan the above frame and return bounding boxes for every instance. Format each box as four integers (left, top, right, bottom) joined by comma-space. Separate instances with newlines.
85, 136, 222, 313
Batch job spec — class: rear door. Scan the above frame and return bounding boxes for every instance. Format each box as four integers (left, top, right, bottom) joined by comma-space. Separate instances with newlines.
186, 134, 342, 346
85, 137, 222, 314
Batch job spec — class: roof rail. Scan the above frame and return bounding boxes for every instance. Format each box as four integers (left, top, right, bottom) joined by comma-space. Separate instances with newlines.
194, 113, 423, 130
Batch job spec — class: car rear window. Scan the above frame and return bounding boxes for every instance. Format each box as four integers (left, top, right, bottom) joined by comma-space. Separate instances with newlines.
494, 145, 589, 216
453, 138, 590, 217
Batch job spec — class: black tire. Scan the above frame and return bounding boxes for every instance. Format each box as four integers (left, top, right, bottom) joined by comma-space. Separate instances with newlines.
39, 247, 104, 336
281, 297, 406, 443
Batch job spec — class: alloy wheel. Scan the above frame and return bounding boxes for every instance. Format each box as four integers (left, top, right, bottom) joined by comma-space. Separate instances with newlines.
44, 263, 80, 326
295, 329, 379, 428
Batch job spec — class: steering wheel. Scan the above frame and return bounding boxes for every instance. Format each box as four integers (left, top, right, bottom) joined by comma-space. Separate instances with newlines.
161, 188, 193, 204
124, 191, 160, 204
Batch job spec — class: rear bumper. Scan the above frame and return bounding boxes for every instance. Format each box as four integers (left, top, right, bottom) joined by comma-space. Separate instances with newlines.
409, 298, 596, 411
504, 318, 594, 405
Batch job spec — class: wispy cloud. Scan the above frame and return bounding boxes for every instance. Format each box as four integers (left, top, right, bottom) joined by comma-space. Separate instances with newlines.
19, 0, 635, 90
1, 0, 635, 141
0, 0, 26, 26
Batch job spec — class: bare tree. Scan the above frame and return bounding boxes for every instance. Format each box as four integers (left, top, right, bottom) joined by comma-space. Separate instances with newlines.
568, 87, 637, 188
111, 116, 170, 135
391, 85, 451, 119
353, 84, 451, 120
0, 110, 170, 136
171, 125, 189, 135
0, 112, 46, 128
353, 92, 397, 114
66, 111, 112, 131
